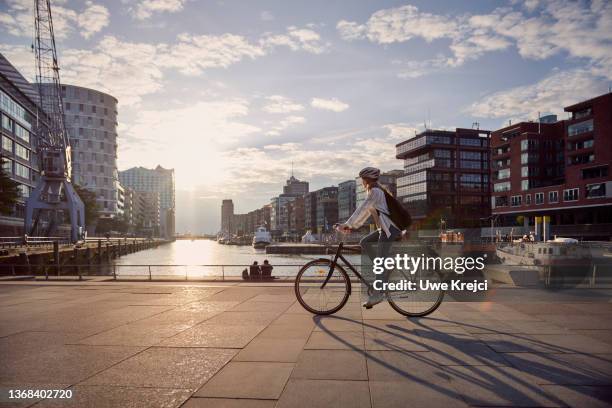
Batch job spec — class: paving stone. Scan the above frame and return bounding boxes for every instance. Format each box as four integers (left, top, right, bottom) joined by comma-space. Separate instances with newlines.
292, 350, 367, 380
195, 362, 293, 399
158, 324, 266, 348
75, 323, 193, 346
370, 380, 468, 408
276, 379, 370, 408
304, 331, 364, 350
364, 329, 429, 351
313, 316, 364, 332
0, 344, 143, 385
204, 311, 281, 326
234, 338, 307, 362
256, 324, 314, 339
540, 385, 612, 408
231, 301, 293, 313
183, 398, 276, 408
32, 385, 192, 408
445, 365, 566, 407
83, 347, 236, 390
572, 330, 612, 345
503, 353, 612, 385
366, 350, 446, 382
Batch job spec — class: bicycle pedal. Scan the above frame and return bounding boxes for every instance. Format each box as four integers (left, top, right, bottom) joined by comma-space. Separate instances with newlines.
364, 304, 373, 309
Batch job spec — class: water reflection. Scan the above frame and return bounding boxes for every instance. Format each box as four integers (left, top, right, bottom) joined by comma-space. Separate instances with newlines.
112, 240, 360, 278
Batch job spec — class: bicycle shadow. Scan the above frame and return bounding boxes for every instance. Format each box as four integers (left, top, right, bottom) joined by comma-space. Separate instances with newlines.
311, 312, 612, 406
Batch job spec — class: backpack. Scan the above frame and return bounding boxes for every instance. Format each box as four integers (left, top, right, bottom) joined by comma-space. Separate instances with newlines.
377, 187, 412, 231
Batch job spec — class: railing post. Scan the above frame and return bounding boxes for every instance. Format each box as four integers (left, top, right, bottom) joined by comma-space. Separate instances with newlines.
591, 264, 597, 288
148, 265, 152, 281
222, 265, 225, 281
113, 264, 117, 280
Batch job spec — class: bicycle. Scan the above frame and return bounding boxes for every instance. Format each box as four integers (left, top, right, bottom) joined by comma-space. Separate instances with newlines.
294, 241, 445, 316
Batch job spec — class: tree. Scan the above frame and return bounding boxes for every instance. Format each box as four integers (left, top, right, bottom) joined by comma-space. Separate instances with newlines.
0, 157, 20, 215
72, 184, 99, 226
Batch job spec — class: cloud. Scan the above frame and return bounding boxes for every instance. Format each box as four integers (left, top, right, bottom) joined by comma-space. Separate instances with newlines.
383, 123, 421, 140
262, 95, 304, 114
261, 26, 329, 54
310, 97, 349, 112
0, 0, 109, 40
128, 0, 186, 20
393, 55, 449, 79
265, 115, 306, 136
467, 67, 609, 120
260, 10, 274, 21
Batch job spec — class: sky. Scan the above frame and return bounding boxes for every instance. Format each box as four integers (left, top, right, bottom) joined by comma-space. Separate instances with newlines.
1, 0, 611, 233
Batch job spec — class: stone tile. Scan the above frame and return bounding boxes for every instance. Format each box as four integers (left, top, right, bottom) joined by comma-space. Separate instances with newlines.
195, 362, 293, 399
276, 379, 370, 408
445, 365, 566, 407
183, 398, 276, 408
503, 353, 612, 385
529, 334, 612, 354
204, 311, 281, 326
250, 294, 296, 303
565, 303, 612, 315
370, 380, 468, 408
572, 330, 612, 345
32, 385, 192, 408
364, 330, 429, 351
0, 331, 81, 362
271, 314, 316, 327
75, 323, 193, 346
174, 301, 241, 313
476, 333, 567, 353
313, 316, 364, 332
83, 347, 236, 390
256, 324, 314, 340
366, 351, 445, 382
537, 314, 612, 330
0, 344, 143, 385
304, 331, 364, 350
234, 338, 307, 362
418, 337, 510, 366
158, 324, 266, 348
540, 385, 612, 408
231, 301, 292, 313
292, 350, 366, 380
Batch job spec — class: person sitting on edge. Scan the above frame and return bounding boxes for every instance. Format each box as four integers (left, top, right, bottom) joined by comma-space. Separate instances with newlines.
336, 167, 403, 308
249, 261, 261, 280
261, 259, 273, 279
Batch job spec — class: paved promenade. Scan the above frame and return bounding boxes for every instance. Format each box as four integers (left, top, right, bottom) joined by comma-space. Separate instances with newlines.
1, 281, 611, 407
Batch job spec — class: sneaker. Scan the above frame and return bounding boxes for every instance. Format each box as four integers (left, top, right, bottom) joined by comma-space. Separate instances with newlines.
362, 292, 384, 309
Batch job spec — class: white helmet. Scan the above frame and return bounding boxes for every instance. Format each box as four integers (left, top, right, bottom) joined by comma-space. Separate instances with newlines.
359, 167, 380, 180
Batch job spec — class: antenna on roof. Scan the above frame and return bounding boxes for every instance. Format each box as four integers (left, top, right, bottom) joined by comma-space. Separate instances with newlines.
291, 161, 294, 177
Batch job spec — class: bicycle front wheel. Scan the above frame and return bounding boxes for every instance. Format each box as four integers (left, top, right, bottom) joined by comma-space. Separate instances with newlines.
386, 267, 445, 317
295, 259, 351, 315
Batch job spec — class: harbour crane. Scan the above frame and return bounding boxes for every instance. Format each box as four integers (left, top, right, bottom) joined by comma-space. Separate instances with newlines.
24, 0, 85, 242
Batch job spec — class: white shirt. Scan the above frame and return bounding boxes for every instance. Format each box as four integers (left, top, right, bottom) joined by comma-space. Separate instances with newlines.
344, 187, 398, 238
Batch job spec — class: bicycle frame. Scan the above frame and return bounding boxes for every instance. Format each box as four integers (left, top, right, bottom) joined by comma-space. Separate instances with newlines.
321, 242, 369, 292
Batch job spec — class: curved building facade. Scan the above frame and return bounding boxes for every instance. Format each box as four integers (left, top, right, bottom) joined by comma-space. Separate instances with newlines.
60, 85, 119, 218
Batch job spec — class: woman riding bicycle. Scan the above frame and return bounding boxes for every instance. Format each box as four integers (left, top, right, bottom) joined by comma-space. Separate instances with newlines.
336, 167, 402, 308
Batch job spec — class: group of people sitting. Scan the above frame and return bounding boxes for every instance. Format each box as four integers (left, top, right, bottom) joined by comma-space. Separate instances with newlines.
242, 260, 275, 280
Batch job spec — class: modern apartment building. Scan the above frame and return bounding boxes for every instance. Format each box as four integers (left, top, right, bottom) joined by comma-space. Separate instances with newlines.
119, 165, 175, 239
315, 186, 338, 233
491, 93, 612, 239
0, 53, 45, 234
338, 179, 356, 223
123, 186, 146, 230
287, 195, 305, 238
270, 174, 309, 237
396, 128, 491, 228
59, 85, 119, 218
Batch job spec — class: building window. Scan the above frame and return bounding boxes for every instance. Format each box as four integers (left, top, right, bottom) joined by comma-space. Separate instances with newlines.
568, 119, 593, 137
92, 106, 96, 113
511, 195, 522, 206
2, 158, 12, 173
496, 168, 510, 180
549, 191, 558, 203
15, 143, 29, 161
525, 194, 531, 205
15, 163, 29, 179
65, 102, 71, 111
585, 183, 606, 198
494, 196, 508, 207
494, 181, 511, 192
573, 107, 592, 120
521, 180, 529, 191
521, 139, 528, 151
563, 188, 579, 201
582, 166, 608, 179
535, 192, 544, 204
79, 104, 84, 112
17, 184, 29, 197
2, 115, 14, 132
15, 125, 29, 144
2, 136, 13, 152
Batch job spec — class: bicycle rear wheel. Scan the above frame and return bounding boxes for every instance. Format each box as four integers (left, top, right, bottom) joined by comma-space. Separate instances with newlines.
386, 267, 445, 317
295, 259, 351, 315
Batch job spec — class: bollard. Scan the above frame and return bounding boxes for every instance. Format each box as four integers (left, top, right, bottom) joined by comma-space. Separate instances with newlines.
98, 240, 102, 264
53, 241, 60, 277
113, 264, 117, 280
591, 264, 597, 288
222, 265, 225, 281
148, 265, 152, 281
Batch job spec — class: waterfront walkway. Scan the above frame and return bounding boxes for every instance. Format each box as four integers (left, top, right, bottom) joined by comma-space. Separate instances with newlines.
1, 281, 611, 407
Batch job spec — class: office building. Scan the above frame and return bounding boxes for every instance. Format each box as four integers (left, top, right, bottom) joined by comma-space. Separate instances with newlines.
315, 186, 338, 233
0, 53, 45, 234
288, 195, 305, 238
270, 174, 309, 236
119, 165, 175, 238
221, 199, 234, 234
491, 93, 612, 239
396, 128, 491, 228
338, 179, 356, 223
59, 84, 119, 218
